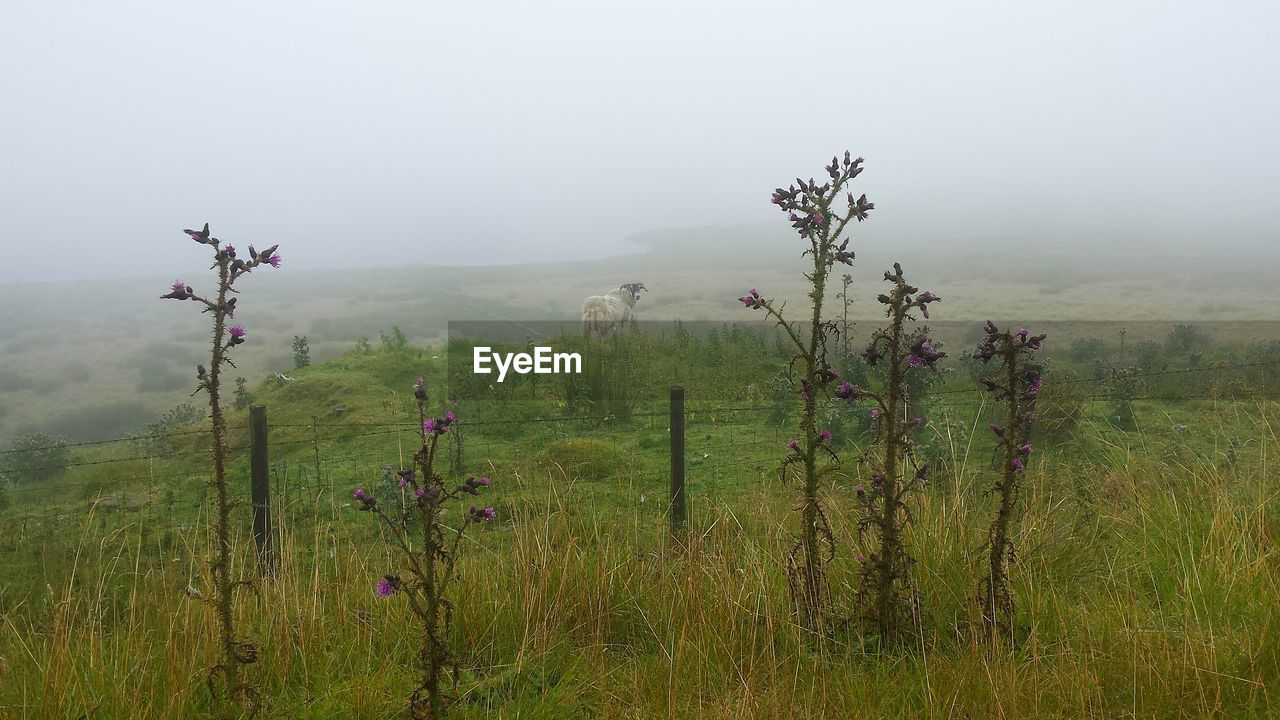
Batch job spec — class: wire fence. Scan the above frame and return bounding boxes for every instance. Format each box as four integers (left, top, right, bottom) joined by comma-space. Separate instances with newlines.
1, 357, 1277, 568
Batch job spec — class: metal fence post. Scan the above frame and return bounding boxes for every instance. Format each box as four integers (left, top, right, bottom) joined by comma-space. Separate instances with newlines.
250, 405, 275, 576
669, 387, 687, 532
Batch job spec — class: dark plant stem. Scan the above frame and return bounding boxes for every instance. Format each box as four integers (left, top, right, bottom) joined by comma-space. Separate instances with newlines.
975, 323, 1044, 640
208, 257, 240, 700
875, 287, 906, 643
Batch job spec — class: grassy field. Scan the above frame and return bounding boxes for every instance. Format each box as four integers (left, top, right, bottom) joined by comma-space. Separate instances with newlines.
1, 318, 1277, 717
1, 223, 1277, 446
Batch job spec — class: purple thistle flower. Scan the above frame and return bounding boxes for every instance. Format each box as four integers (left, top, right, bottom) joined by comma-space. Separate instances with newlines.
353, 488, 366, 501
375, 579, 395, 598
1019, 443, 1033, 455
229, 325, 246, 339
423, 419, 436, 434
483, 507, 496, 520
223, 245, 236, 258
870, 407, 881, 419
1012, 458, 1026, 471
819, 429, 832, 442
907, 354, 924, 368
445, 410, 457, 423
415, 487, 426, 498
267, 253, 282, 268
160, 280, 191, 300
787, 439, 799, 451
478, 475, 491, 487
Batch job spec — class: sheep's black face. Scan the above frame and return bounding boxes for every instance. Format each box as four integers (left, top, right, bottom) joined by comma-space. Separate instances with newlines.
622, 282, 647, 302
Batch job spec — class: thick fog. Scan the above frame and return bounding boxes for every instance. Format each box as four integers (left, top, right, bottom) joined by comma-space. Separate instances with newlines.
2, 0, 1277, 283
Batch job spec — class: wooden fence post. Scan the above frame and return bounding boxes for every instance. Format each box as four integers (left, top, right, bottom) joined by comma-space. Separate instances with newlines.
250, 405, 275, 576
669, 387, 687, 532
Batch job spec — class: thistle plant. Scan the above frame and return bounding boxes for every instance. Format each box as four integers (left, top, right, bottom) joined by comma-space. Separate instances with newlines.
354, 377, 494, 719
844, 263, 943, 645
974, 322, 1044, 639
162, 222, 281, 712
739, 151, 874, 628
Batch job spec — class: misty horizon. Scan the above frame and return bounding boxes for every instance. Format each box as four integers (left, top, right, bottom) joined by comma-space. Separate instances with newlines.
3, 1, 1279, 284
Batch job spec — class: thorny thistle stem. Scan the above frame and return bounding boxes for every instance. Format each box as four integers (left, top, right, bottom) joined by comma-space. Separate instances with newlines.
163, 223, 281, 714
740, 152, 874, 629
354, 378, 493, 719
848, 263, 943, 646
975, 322, 1045, 640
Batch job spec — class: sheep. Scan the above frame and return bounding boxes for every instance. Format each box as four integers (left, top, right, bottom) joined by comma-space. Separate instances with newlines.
582, 282, 646, 338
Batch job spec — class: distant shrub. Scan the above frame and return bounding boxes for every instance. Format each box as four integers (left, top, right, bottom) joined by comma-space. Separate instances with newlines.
1133, 341, 1163, 372
380, 325, 409, 351
1103, 366, 1144, 430
233, 377, 253, 411
0, 433, 70, 485
1069, 337, 1110, 364
1165, 324, 1203, 355
533, 438, 624, 481
292, 335, 311, 368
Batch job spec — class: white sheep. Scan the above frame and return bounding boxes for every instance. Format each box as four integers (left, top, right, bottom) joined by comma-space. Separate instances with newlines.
582, 282, 646, 338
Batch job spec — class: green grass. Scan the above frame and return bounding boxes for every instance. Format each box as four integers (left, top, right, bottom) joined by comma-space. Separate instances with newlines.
0, 335, 1277, 718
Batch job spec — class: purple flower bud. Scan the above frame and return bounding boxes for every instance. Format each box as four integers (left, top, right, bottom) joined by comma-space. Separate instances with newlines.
787, 439, 799, 451
478, 475, 491, 487
445, 410, 457, 423
414, 377, 427, 401
989, 423, 1005, 437
1019, 443, 1033, 455
819, 429, 832, 442
354, 488, 366, 501
223, 245, 236, 258
415, 487, 426, 498
196, 364, 206, 379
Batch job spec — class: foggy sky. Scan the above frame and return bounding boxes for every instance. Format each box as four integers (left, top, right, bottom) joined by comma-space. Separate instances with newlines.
2, 0, 1277, 284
